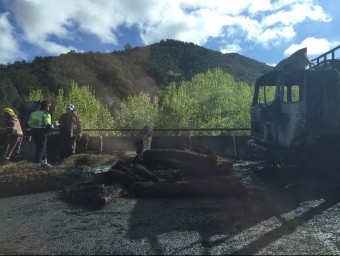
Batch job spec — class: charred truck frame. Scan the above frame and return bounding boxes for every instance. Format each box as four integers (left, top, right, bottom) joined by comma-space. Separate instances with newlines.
248, 45, 340, 167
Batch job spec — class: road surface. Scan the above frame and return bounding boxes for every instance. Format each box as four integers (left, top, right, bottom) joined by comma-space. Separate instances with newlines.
1, 161, 340, 255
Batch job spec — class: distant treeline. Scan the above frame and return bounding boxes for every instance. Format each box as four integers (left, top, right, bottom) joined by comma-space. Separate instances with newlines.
20, 69, 253, 136
0, 39, 272, 116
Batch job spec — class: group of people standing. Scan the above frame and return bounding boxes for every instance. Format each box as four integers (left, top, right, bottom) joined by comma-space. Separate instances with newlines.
1, 101, 83, 167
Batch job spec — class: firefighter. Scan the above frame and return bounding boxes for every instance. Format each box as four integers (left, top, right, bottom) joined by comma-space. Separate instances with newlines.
58, 104, 83, 160
1, 108, 23, 163
27, 100, 53, 167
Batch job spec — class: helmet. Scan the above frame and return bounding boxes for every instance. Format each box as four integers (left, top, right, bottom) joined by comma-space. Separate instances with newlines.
40, 100, 52, 110
3, 108, 15, 116
66, 104, 76, 111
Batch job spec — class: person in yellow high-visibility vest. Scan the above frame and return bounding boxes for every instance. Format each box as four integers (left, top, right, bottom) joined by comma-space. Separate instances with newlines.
27, 100, 53, 167
1, 108, 23, 163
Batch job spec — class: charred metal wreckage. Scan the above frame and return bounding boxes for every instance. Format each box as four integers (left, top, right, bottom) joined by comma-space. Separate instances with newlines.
248, 45, 340, 168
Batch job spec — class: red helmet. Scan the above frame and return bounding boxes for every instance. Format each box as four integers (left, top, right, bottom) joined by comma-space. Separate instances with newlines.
40, 100, 52, 110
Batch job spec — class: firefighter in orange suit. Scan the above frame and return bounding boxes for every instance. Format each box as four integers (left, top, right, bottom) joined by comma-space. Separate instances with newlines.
58, 104, 83, 159
2, 108, 23, 162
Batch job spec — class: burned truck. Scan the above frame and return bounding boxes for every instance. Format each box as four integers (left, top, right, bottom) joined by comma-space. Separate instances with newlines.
248, 45, 340, 167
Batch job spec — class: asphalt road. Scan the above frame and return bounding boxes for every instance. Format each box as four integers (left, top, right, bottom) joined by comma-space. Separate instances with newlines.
1, 162, 340, 255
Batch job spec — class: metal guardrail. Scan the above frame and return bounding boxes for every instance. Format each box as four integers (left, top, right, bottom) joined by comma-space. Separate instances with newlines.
83, 128, 251, 132
0, 127, 251, 133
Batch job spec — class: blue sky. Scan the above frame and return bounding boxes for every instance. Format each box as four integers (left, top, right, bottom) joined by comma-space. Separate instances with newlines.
0, 0, 339, 66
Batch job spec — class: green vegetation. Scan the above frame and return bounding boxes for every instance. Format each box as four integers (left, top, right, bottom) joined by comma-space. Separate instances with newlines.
26, 87, 45, 102
0, 39, 272, 115
23, 69, 253, 136
257, 85, 276, 104
116, 92, 159, 129
0, 40, 271, 134
0, 78, 20, 118
27, 83, 116, 136
157, 69, 253, 135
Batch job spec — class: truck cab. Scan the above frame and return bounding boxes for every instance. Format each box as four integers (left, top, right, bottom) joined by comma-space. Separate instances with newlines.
248, 46, 340, 166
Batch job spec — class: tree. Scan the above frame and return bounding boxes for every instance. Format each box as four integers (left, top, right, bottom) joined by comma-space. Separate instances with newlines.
0, 78, 20, 127
27, 82, 116, 136
158, 82, 197, 131
24, 70, 253, 136
26, 88, 44, 102
116, 92, 159, 130
158, 69, 253, 135
124, 43, 132, 50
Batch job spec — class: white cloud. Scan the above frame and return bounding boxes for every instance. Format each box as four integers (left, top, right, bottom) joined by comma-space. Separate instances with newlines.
261, 26, 296, 45
0, 0, 334, 63
8, 0, 74, 41
140, 7, 229, 46
220, 44, 242, 54
272, 0, 312, 10
0, 12, 24, 64
248, 0, 272, 13
263, 3, 331, 26
284, 37, 340, 57
38, 41, 77, 55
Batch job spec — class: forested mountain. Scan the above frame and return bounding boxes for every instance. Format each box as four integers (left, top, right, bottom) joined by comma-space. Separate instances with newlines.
0, 39, 272, 113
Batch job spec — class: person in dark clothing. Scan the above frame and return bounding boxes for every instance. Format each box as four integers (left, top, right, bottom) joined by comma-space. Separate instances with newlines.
27, 100, 53, 167
58, 104, 83, 160
1, 108, 23, 163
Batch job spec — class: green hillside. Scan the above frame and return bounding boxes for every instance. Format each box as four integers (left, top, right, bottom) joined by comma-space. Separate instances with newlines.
0, 39, 272, 113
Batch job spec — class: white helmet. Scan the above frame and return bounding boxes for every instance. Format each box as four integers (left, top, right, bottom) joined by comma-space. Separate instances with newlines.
66, 104, 76, 111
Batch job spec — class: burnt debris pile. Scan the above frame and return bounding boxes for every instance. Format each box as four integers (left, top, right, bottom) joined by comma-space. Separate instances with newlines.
61, 148, 247, 208
0, 148, 247, 208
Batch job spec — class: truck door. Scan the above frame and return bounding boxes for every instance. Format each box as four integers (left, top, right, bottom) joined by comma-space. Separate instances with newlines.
305, 74, 323, 135
277, 79, 304, 148
250, 79, 280, 146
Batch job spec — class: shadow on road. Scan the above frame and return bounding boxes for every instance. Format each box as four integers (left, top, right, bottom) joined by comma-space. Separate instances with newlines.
126, 163, 340, 254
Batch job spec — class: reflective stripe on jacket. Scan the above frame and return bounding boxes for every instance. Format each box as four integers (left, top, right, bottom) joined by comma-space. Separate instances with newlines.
28, 110, 52, 128
6, 116, 23, 136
